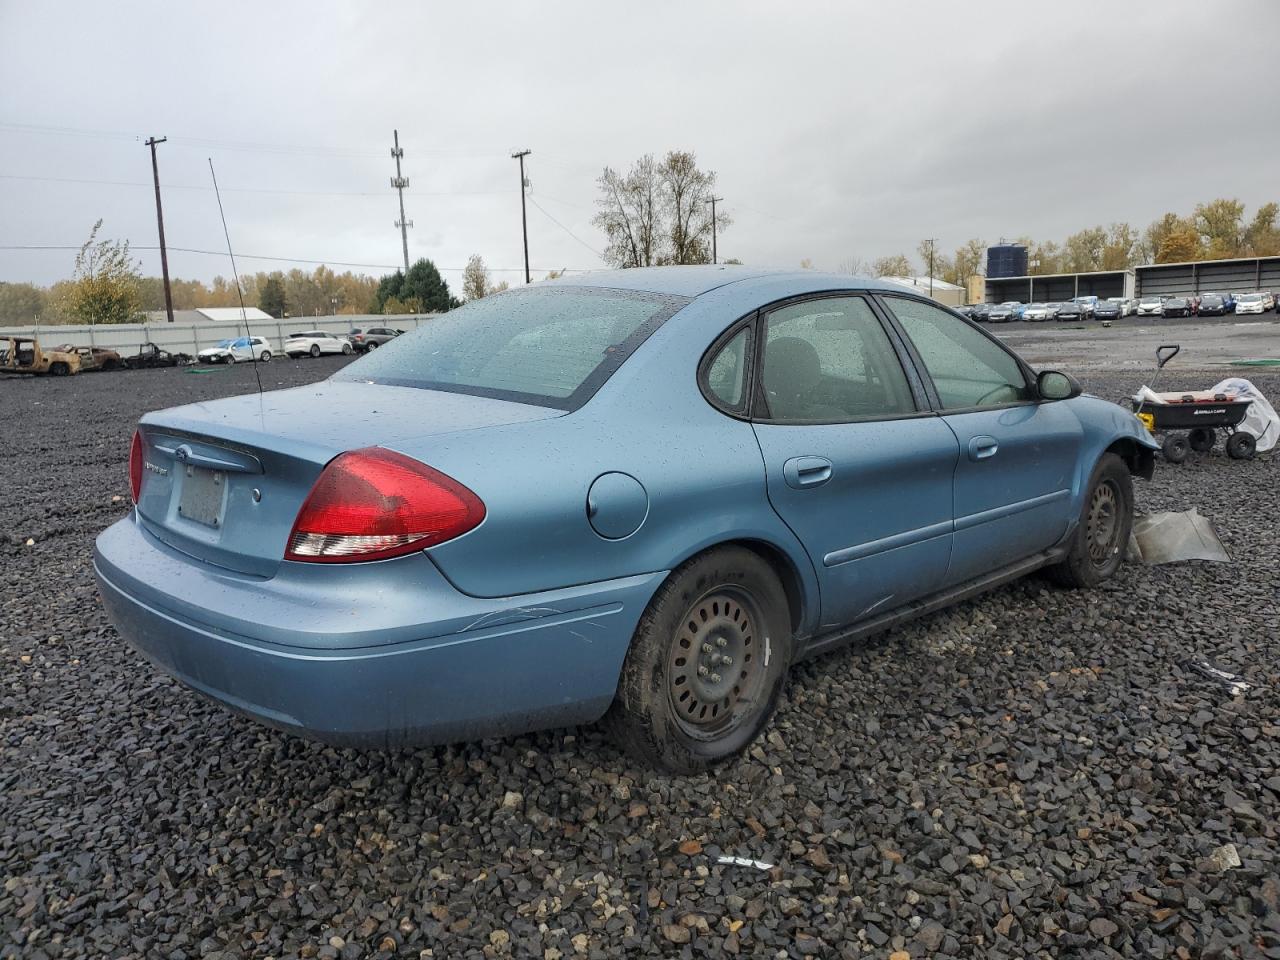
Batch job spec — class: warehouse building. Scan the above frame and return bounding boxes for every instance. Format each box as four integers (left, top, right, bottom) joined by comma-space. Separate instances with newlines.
983, 254, 1280, 303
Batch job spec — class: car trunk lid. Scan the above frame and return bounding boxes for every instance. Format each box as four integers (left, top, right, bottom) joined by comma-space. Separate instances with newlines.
133, 381, 560, 576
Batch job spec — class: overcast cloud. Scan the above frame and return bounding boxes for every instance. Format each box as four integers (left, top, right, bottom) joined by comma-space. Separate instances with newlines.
1, 0, 1277, 288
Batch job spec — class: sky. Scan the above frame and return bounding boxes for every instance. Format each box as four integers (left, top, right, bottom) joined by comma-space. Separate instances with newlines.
1, 0, 1277, 289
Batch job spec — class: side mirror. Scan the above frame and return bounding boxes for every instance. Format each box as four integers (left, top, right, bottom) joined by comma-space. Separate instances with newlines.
1037, 370, 1082, 401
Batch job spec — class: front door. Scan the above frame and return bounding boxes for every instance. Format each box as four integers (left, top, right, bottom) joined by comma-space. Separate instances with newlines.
878, 295, 1083, 586
748, 295, 960, 632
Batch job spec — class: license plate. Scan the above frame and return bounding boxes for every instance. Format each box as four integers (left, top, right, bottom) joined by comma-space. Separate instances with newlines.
178, 466, 225, 527
1136, 412, 1155, 432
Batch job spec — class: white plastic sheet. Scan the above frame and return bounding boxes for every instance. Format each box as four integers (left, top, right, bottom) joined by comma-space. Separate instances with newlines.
1208, 378, 1280, 452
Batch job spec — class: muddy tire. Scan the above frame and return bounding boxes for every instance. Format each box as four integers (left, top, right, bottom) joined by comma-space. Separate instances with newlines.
50, 362, 69, 376
1046, 453, 1133, 589
605, 547, 792, 773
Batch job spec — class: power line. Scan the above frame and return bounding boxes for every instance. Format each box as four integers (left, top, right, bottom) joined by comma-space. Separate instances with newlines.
0, 173, 507, 199
527, 196, 603, 259
0, 244, 594, 273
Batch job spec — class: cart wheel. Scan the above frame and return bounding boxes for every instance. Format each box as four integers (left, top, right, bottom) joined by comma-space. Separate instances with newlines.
1162, 434, 1189, 463
1226, 432, 1256, 460
1188, 427, 1215, 452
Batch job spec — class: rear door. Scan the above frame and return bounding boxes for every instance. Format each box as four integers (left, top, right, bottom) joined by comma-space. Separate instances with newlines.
743, 294, 960, 631
878, 295, 1083, 586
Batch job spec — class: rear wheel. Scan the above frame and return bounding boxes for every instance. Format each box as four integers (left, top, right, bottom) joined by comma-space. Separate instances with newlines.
1226, 431, 1256, 460
342, 343, 353, 355
310, 344, 321, 358
1188, 427, 1215, 452
1162, 434, 1189, 463
606, 547, 792, 773
1047, 453, 1133, 589
367, 341, 378, 350
50, 362, 69, 376
259, 351, 272, 362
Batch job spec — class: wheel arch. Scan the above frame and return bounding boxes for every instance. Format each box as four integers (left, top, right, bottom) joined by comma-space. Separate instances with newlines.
1105, 436, 1155, 481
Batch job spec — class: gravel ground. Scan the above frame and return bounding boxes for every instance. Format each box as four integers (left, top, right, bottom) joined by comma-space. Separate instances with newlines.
2, 359, 1278, 960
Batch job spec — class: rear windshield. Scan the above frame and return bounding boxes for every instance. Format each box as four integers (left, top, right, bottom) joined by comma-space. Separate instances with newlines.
333, 285, 688, 410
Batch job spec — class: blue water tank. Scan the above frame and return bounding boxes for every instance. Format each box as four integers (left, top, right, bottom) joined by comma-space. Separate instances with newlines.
987, 243, 1028, 279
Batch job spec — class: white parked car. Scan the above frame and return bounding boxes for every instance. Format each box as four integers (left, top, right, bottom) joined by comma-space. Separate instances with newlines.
1235, 293, 1267, 315
197, 336, 273, 364
1023, 302, 1053, 321
284, 330, 354, 358
1107, 296, 1137, 317
1136, 297, 1164, 317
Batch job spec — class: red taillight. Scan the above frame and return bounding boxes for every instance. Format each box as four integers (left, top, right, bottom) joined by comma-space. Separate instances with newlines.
129, 430, 144, 503
285, 447, 485, 563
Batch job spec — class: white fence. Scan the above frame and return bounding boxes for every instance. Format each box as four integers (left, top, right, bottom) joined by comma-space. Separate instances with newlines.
0, 313, 439, 356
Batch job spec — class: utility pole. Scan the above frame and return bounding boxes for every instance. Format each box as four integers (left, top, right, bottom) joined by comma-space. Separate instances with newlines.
145, 136, 175, 323
923, 238, 938, 297
512, 149, 531, 283
390, 130, 412, 273
705, 196, 723, 264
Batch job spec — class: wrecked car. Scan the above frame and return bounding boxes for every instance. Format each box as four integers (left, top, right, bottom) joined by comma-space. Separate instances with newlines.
127, 342, 193, 369
0, 336, 81, 376
53, 344, 125, 372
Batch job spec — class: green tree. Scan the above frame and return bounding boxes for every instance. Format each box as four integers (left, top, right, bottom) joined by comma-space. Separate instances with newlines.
64, 220, 142, 324
1194, 198, 1245, 258
371, 259, 453, 314
259, 274, 287, 318
1245, 202, 1280, 256
1100, 223, 1139, 270
0, 281, 46, 324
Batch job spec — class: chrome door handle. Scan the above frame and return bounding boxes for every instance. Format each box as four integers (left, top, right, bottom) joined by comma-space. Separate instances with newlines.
783, 456, 833, 489
968, 436, 999, 461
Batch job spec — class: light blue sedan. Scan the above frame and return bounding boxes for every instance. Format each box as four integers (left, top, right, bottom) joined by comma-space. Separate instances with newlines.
96, 267, 1158, 772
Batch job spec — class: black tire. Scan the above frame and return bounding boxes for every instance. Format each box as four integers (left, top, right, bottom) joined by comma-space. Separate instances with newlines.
1046, 453, 1134, 589
1188, 427, 1215, 452
310, 344, 321, 358
605, 547, 793, 773
367, 340, 378, 350
1162, 434, 1189, 463
259, 351, 272, 362
342, 343, 353, 355
1226, 431, 1256, 460
50, 362, 69, 376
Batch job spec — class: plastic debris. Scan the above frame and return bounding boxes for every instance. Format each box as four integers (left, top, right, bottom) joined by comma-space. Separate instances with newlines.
715, 855, 775, 871
1128, 509, 1230, 565
1186, 660, 1251, 697
1207, 378, 1279, 452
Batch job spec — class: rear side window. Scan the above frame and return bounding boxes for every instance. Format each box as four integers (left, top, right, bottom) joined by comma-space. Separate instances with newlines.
760, 296, 915, 422
334, 286, 687, 410
883, 297, 1031, 410
704, 327, 752, 412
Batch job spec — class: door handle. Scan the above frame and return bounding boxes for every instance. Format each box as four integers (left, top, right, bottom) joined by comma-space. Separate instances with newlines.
968, 436, 999, 461
783, 456, 833, 489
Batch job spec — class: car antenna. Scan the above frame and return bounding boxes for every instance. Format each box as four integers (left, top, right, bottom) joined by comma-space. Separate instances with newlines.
208, 158, 264, 398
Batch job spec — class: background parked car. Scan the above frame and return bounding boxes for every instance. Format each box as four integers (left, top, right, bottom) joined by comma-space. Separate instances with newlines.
988, 302, 1018, 322
197, 337, 273, 364
1136, 296, 1165, 316
968, 303, 992, 322
1092, 300, 1122, 321
1055, 301, 1085, 321
1198, 294, 1228, 316
285, 330, 355, 358
54, 344, 124, 371
348, 327, 404, 351
1071, 295, 1098, 319
1262, 291, 1277, 311
1162, 297, 1191, 318
1023, 302, 1053, 321
127, 342, 192, 368
1235, 293, 1267, 315
1221, 292, 1238, 312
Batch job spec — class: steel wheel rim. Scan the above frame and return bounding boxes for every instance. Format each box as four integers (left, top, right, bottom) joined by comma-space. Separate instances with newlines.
667, 587, 767, 738
1087, 480, 1120, 566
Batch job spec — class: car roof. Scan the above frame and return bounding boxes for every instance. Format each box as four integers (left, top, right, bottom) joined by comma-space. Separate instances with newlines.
540, 265, 905, 299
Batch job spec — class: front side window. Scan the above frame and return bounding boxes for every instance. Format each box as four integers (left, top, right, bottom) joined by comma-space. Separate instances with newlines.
883, 296, 1031, 410
334, 286, 687, 409
759, 296, 915, 422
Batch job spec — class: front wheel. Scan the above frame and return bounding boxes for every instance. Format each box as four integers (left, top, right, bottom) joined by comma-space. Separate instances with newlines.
259, 351, 272, 362
1046, 453, 1134, 589
342, 343, 353, 355
1163, 434, 1189, 463
605, 547, 793, 773
310, 344, 321, 358
367, 340, 378, 350
1188, 427, 1215, 452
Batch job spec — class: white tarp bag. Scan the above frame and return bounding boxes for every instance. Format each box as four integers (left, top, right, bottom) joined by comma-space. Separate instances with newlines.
1209, 378, 1280, 452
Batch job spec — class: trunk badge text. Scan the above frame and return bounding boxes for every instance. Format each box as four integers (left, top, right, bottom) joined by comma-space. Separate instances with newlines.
144, 461, 168, 476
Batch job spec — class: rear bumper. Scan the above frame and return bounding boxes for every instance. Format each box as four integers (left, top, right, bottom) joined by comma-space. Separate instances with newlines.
94, 514, 664, 747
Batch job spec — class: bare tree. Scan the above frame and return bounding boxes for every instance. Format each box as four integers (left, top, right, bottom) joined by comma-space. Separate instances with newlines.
462, 254, 492, 300
872, 254, 914, 277
593, 151, 728, 267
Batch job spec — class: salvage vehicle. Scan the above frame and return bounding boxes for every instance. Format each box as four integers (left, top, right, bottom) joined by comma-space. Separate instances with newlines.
284, 330, 354, 358
1162, 297, 1192, 318
53, 344, 124, 372
128, 342, 192, 369
1092, 300, 1122, 321
197, 336, 273, 364
0, 336, 81, 376
96, 267, 1158, 772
